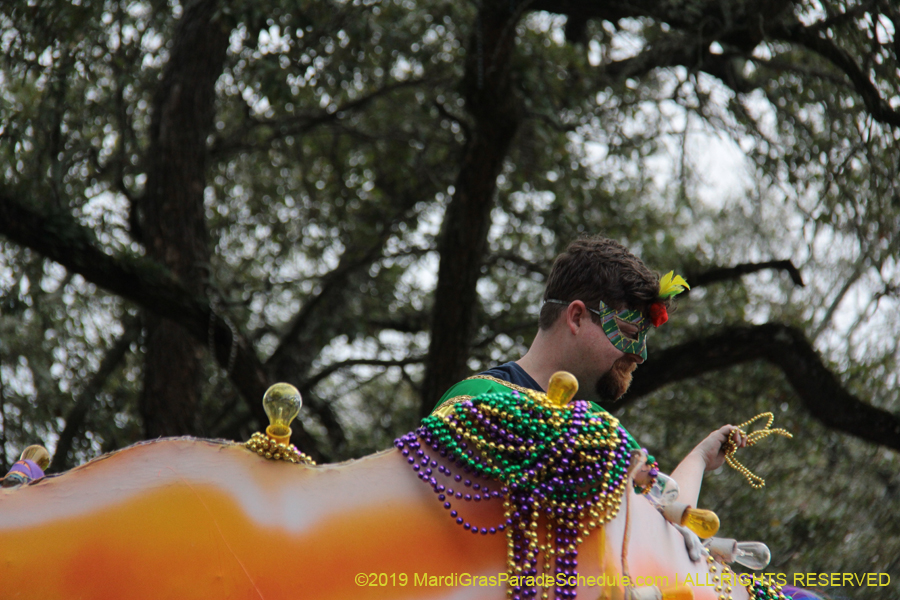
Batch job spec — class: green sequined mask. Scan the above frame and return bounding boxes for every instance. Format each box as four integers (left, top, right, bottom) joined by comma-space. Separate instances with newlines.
545, 299, 651, 360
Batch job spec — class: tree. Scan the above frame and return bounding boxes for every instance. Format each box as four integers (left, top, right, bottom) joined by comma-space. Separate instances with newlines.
1, 0, 899, 594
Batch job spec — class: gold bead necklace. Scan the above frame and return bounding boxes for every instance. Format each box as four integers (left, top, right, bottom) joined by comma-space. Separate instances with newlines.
723, 412, 792, 489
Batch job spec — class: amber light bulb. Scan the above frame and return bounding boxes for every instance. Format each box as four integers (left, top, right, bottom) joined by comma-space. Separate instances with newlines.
546, 371, 578, 407
661, 502, 720, 538
681, 507, 720, 538
263, 383, 302, 445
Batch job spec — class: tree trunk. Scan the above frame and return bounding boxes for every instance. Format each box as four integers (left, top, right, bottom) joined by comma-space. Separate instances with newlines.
138, 0, 229, 437
420, 3, 524, 415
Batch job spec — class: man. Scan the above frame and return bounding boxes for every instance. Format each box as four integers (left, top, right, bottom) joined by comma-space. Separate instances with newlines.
435, 236, 745, 513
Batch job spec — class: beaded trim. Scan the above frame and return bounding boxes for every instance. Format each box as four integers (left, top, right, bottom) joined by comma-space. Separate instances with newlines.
431, 375, 544, 417
744, 577, 789, 600
704, 548, 789, 600
431, 375, 535, 415
431, 395, 473, 417
397, 386, 655, 600
433, 380, 659, 492
467, 374, 545, 395
244, 432, 316, 465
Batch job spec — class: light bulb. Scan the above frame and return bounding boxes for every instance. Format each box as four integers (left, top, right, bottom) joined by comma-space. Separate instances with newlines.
21, 445, 50, 471
705, 537, 771, 570
661, 502, 719, 538
704, 537, 737, 561
546, 371, 578, 407
733, 541, 771, 570
645, 472, 680, 508
681, 507, 720, 538
263, 383, 302, 445
1, 445, 49, 488
627, 585, 693, 600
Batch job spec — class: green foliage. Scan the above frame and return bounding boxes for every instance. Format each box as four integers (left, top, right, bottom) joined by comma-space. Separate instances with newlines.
1, 0, 899, 594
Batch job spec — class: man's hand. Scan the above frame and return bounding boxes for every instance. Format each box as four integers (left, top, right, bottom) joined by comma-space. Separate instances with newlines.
671, 425, 750, 508
688, 425, 748, 472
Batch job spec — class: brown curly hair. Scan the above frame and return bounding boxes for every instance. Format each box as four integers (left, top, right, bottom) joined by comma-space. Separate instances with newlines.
539, 236, 662, 330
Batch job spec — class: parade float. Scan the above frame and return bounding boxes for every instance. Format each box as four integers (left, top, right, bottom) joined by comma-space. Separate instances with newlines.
0, 374, 802, 600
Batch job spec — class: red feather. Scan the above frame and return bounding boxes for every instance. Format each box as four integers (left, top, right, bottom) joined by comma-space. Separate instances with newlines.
649, 302, 668, 327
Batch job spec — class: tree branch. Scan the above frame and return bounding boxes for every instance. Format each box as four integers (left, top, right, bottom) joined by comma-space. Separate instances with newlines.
688, 260, 804, 289
751, 56, 856, 92
773, 21, 900, 128
301, 357, 425, 396
599, 34, 756, 94
485, 251, 550, 278
621, 323, 900, 450
532, 0, 900, 130
366, 313, 430, 334
210, 77, 435, 158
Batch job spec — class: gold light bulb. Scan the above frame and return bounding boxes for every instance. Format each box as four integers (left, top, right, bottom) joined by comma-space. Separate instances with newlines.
681, 507, 720, 538
262, 383, 302, 445
546, 371, 578, 407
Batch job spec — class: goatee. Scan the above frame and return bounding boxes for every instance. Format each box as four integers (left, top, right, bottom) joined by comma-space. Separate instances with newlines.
595, 357, 638, 401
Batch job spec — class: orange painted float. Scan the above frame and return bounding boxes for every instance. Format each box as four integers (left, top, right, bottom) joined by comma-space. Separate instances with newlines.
0, 379, 781, 600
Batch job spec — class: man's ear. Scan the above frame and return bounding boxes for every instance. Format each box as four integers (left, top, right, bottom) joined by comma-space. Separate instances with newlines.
566, 300, 588, 335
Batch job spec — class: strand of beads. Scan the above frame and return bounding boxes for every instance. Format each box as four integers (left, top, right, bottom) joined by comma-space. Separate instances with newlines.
723, 413, 792, 489
744, 577, 789, 600
396, 387, 654, 600
245, 432, 316, 464
704, 548, 789, 600
395, 429, 504, 534
705, 547, 735, 600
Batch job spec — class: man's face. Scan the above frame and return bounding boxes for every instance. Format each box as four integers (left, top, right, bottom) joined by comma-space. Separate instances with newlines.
544, 298, 649, 400
586, 300, 649, 401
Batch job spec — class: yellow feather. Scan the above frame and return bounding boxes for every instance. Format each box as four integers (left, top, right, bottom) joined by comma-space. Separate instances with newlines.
671, 274, 690, 289
658, 271, 690, 298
